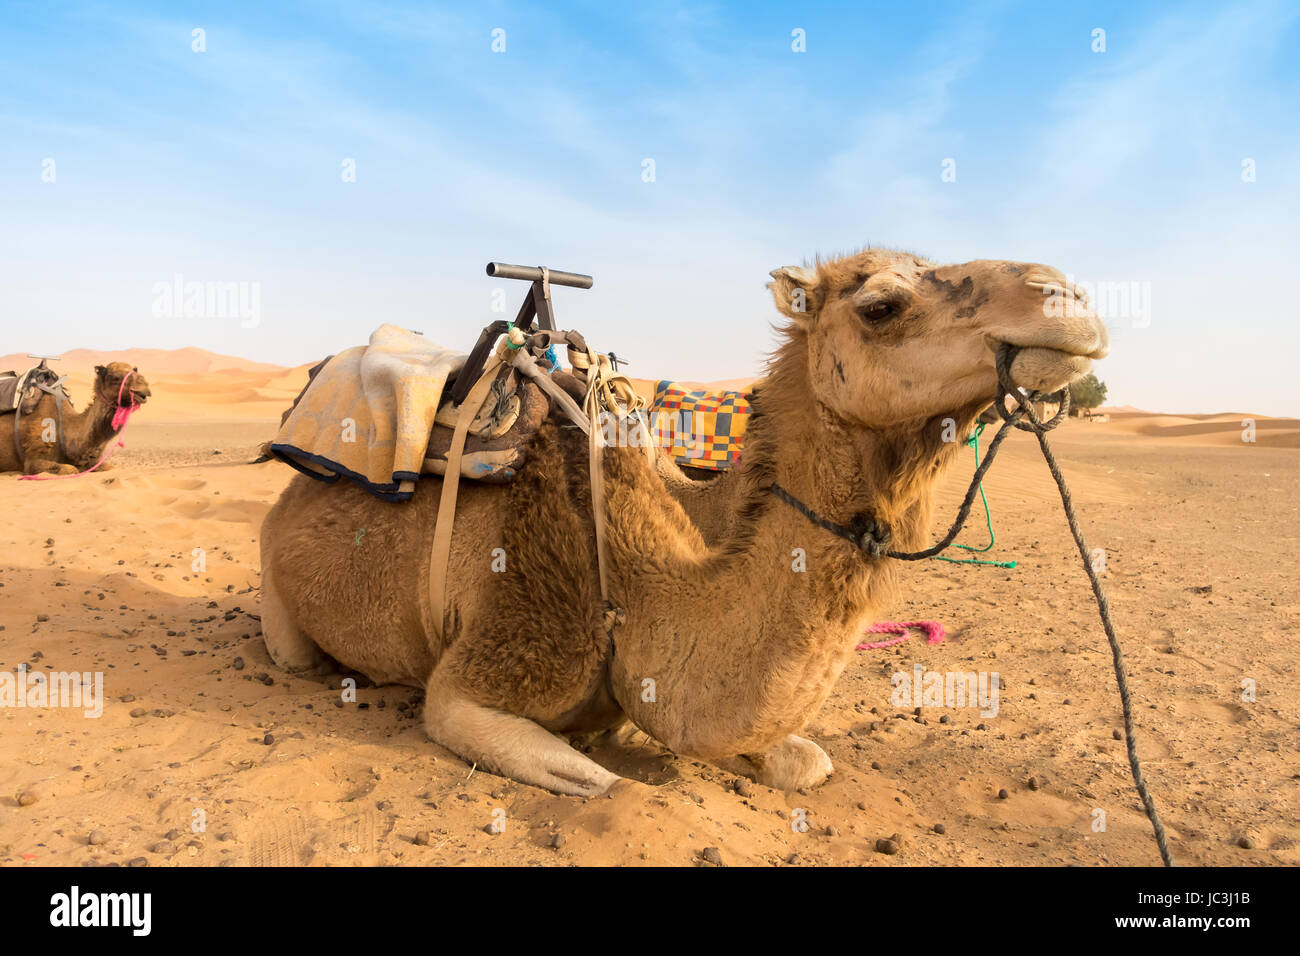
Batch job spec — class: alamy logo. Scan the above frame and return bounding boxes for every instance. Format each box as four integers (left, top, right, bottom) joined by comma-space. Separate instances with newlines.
151, 273, 261, 328
49, 886, 151, 936
0, 669, 104, 718
891, 664, 999, 717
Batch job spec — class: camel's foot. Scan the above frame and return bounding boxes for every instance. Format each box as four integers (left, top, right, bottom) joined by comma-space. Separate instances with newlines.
24, 460, 77, 476
742, 734, 834, 791
424, 669, 623, 798
259, 566, 330, 673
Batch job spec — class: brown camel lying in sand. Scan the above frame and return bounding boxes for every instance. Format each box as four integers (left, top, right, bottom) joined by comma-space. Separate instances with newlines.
0, 362, 151, 475
258, 248, 1108, 795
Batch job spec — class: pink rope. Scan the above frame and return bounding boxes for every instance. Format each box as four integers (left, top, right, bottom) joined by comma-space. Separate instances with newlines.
856, 620, 946, 651
18, 371, 140, 481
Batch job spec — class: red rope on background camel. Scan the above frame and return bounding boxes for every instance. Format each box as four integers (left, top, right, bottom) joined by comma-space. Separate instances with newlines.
18, 371, 140, 481
856, 620, 946, 651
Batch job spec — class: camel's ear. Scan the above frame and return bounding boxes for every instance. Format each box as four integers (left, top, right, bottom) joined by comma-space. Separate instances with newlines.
767, 265, 822, 323
94, 365, 107, 379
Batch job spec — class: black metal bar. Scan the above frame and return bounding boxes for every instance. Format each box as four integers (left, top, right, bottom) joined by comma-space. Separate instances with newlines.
486, 262, 593, 289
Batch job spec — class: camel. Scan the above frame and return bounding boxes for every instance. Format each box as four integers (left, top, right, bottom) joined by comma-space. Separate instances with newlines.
0, 362, 151, 475
258, 248, 1108, 796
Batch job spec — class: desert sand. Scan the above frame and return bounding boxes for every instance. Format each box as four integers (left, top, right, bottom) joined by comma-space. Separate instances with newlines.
1, 348, 1296, 866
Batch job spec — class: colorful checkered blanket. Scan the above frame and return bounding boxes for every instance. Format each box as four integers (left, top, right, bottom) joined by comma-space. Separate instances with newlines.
650, 380, 751, 472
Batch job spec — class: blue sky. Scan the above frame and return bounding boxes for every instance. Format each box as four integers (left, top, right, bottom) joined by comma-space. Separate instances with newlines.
2, 0, 1297, 414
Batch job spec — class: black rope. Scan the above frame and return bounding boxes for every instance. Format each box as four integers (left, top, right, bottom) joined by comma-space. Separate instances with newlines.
768, 344, 1175, 866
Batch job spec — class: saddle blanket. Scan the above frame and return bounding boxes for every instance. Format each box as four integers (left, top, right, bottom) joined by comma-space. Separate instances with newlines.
650, 380, 752, 472
270, 324, 465, 500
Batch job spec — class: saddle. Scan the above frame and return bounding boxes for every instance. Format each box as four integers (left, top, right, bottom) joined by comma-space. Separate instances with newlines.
0, 361, 63, 417
273, 329, 595, 491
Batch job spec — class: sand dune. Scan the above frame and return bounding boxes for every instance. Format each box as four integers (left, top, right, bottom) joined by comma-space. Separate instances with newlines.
1, 347, 1296, 867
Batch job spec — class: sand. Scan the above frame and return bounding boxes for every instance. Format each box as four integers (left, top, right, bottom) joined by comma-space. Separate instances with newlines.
1, 349, 1296, 866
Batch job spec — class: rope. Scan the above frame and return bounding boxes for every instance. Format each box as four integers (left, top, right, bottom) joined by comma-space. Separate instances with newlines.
932, 423, 1017, 569
771, 344, 1175, 866
856, 620, 945, 651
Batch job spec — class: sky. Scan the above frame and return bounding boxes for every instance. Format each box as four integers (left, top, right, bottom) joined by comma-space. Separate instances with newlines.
1, 0, 1297, 415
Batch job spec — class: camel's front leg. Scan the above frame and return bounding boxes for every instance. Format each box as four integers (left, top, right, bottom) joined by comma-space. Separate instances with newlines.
725, 734, 834, 791
423, 666, 623, 797
23, 458, 78, 476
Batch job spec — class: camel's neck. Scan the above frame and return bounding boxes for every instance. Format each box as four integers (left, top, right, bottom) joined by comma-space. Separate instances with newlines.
64, 390, 120, 459
603, 335, 978, 759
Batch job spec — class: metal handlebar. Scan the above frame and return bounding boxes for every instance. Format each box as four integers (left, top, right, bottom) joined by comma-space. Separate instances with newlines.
486, 262, 593, 289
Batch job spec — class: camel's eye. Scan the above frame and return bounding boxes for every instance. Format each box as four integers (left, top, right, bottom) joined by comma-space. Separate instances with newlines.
858, 300, 897, 324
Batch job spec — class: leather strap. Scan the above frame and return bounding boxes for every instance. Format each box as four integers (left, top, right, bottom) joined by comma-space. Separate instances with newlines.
427, 350, 505, 644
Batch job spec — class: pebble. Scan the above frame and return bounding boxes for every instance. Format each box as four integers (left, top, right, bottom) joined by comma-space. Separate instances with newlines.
88, 830, 108, 845
1112, 729, 1123, 740
825, 825, 839, 837
786, 853, 802, 865
17, 791, 38, 807
1237, 836, 1256, 850
1028, 777, 1040, 791
933, 823, 946, 835
127, 857, 149, 867
998, 788, 1010, 799
150, 841, 175, 855
262, 733, 274, 745
36, 614, 49, 623
129, 708, 147, 718
413, 831, 432, 846
550, 833, 565, 849
875, 838, 900, 855
733, 778, 753, 798
701, 846, 723, 866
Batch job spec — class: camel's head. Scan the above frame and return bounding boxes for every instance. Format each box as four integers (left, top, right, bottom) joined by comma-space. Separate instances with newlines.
95, 362, 151, 406
768, 248, 1109, 428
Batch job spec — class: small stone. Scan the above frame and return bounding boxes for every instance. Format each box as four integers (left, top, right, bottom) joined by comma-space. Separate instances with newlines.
998, 788, 1010, 799
217, 832, 235, 842
1112, 729, 1123, 740
550, 833, 565, 849
1237, 836, 1256, 850
1027, 777, 1040, 791
36, 614, 50, 623
164, 829, 181, 840
856, 801, 868, 811
130, 707, 147, 718
17, 791, 38, 807
933, 823, 946, 835
875, 838, 900, 855
870, 761, 881, 771
786, 853, 802, 865
232, 657, 244, 671
825, 825, 840, 837
413, 831, 432, 846
262, 733, 274, 745
733, 778, 753, 798
701, 846, 723, 866
150, 841, 175, 855
127, 857, 149, 867
88, 830, 108, 845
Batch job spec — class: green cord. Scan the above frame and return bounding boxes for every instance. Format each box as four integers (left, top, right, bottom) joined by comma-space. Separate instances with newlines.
932, 422, 1018, 569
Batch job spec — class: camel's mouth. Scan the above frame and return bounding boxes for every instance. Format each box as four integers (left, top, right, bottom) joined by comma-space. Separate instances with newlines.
986, 326, 1109, 395
129, 388, 150, 405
